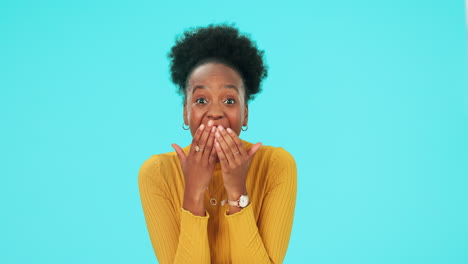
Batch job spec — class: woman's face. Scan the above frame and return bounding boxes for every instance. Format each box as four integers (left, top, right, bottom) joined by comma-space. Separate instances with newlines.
184, 62, 248, 136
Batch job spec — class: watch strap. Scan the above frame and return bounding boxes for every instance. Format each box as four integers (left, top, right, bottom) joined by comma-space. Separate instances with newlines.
227, 199, 239, 207
227, 194, 249, 208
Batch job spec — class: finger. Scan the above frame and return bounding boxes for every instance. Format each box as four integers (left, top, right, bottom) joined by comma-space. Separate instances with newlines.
215, 126, 235, 163
171, 143, 187, 165
226, 127, 247, 158
214, 139, 229, 167
189, 123, 205, 155
202, 125, 216, 161
217, 126, 242, 160
209, 140, 218, 165
247, 142, 263, 159
197, 120, 214, 152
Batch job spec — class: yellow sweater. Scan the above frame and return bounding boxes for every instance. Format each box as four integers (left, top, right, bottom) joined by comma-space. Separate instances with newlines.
138, 140, 297, 264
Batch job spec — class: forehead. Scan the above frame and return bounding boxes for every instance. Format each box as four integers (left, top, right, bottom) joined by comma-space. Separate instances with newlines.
187, 63, 244, 94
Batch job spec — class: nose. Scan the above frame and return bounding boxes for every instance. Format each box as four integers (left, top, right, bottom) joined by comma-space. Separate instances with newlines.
207, 102, 224, 120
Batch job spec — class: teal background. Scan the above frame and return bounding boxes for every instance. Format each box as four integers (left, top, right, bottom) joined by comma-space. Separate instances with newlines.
1, 0, 467, 263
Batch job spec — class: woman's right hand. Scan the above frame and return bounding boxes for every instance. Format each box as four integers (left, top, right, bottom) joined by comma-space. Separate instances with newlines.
172, 120, 217, 216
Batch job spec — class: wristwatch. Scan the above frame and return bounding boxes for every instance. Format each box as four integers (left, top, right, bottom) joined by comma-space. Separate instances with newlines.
228, 194, 250, 208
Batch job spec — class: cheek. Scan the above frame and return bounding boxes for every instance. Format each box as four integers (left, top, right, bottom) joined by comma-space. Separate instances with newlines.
188, 108, 203, 124
187, 108, 203, 136
228, 110, 243, 129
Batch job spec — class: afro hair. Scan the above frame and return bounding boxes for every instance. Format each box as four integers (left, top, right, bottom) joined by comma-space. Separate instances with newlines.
168, 24, 268, 102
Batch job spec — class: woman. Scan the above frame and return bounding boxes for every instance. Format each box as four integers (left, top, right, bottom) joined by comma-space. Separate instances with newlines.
139, 24, 297, 264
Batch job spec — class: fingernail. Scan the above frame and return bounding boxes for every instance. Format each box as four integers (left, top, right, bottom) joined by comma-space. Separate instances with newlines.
199, 124, 205, 130
226, 128, 233, 134
208, 120, 214, 126
211, 126, 216, 133
218, 126, 224, 132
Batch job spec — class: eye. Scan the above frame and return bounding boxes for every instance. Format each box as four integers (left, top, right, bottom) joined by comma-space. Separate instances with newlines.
224, 98, 236, 104
195, 97, 208, 104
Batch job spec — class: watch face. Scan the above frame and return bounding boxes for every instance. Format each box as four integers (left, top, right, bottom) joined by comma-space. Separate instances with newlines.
239, 195, 249, 207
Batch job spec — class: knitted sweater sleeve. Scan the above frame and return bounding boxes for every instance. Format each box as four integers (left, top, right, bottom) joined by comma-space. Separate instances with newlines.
225, 147, 297, 264
138, 156, 210, 264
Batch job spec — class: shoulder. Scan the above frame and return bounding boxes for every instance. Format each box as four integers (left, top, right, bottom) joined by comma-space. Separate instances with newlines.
139, 151, 178, 171
254, 144, 296, 167
138, 151, 179, 184
246, 141, 296, 184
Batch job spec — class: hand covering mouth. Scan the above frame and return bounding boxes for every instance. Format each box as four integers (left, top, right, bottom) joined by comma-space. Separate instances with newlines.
207, 122, 228, 128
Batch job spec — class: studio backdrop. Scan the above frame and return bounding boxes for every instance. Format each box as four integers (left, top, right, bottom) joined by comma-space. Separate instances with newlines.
1, 0, 467, 263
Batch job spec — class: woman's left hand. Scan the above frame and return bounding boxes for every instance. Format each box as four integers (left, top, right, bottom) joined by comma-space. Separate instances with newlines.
214, 125, 262, 200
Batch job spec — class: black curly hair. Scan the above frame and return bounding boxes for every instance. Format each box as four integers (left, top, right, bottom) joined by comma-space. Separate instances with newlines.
168, 24, 268, 103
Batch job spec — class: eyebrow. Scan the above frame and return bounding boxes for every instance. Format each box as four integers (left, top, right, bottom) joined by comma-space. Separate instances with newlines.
192, 84, 238, 94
